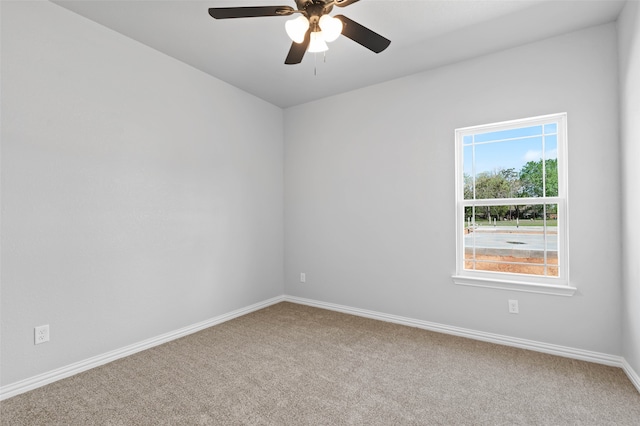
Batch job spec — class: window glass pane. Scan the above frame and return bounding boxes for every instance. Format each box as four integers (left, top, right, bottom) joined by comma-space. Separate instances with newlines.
518, 134, 553, 198
545, 203, 559, 276
473, 137, 542, 199
464, 204, 558, 277
463, 135, 473, 145
463, 145, 474, 199
468, 261, 549, 276
474, 125, 542, 143
544, 135, 558, 197
544, 123, 557, 134
545, 134, 558, 155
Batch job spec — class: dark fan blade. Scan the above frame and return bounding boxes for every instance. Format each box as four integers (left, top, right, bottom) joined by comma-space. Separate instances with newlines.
208, 6, 295, 19
285, 29, 311, 64
334, 0, 360, 7
334, 15, 390, 53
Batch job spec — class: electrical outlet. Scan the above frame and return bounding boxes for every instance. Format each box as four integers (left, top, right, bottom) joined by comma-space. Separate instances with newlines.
508, 300, 519, 314
300, 273, 306, 283
35, 325, 50, 344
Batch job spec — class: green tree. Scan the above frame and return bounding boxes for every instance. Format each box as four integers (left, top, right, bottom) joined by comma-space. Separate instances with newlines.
500, 168, 521, 196
518, 158, 558, 219
475, 170, 509, 199
465, 168, 522, 221
500, 168, 521, 220
463, 173, 473, 200
474, 170, 510, 220
519, 158, 558, 197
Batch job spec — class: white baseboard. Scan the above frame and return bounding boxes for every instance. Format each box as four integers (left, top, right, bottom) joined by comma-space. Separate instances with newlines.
0, 295, 285, 401
3, 294, 637, 401
622, 358, 640, 394
284, 296, 625, 368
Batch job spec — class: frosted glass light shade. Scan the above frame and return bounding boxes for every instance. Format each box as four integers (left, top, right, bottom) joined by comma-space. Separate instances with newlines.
319, 15, 342, 42
285, 16, 309, 43
308, 31, 329, 52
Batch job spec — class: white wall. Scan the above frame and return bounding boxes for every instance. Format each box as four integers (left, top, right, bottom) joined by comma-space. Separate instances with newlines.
618, 0, 640, 377
1, 0, 630, 392
284, 23, 622, 355
1, 1, 283, 386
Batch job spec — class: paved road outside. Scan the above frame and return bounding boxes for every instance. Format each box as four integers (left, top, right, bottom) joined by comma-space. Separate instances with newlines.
464, 226, 557, 251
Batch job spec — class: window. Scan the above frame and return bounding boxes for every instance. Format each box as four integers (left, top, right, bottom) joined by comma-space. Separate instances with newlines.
453, 113, 575, 296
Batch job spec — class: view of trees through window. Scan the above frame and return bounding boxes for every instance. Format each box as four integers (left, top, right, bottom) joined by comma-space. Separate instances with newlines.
459, 118, 564, 278
464, 158, 558, 223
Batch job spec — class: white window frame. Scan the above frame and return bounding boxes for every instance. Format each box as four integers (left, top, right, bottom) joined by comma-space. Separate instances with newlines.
452, 113, 575, 296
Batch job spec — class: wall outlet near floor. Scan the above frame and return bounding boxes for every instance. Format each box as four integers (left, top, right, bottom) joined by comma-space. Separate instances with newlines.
300, 273, 306, 283
35, 325, 50, 344
508, 300, 519, 314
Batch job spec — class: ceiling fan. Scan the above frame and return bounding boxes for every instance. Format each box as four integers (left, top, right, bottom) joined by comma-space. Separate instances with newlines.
208, 0, 391, 65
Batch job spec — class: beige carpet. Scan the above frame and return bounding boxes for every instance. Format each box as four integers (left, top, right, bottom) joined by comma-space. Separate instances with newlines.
2, 302, 639, 425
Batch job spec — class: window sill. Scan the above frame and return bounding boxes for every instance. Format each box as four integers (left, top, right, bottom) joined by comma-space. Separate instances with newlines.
452, 275, 576, 296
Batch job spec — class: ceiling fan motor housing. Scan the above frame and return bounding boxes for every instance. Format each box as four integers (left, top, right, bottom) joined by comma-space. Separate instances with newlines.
296, 0, 334, 30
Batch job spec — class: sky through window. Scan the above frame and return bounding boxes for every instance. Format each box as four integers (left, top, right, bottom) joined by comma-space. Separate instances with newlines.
463, 125, 558, 176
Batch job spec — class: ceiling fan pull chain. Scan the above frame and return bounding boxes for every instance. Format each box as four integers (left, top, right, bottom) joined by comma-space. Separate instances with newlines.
314, 52, 317, 76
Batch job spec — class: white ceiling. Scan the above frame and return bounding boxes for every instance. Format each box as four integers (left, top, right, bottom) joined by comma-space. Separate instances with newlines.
53, 0, 625, 108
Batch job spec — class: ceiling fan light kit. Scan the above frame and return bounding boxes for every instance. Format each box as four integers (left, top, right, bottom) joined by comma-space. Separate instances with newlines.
308, 31, 329, 53
208, 0, 390, 65
286, 14, 341, 53
318, 14, 342, 42
285, 15, 310, 43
